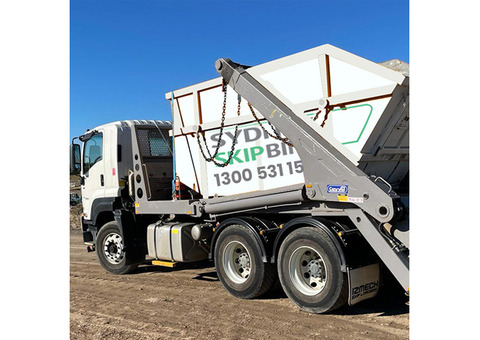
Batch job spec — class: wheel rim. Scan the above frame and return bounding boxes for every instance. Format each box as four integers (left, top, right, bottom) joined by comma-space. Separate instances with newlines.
222, 241, 251, 284
288, 246, 327, 296
103, 232, 124, 264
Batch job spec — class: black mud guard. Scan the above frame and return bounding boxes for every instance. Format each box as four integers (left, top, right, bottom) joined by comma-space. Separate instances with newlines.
209, 217, 276, 263
113, 209, 144, 265
91, 197, 116, 226
271, 217, 347, 272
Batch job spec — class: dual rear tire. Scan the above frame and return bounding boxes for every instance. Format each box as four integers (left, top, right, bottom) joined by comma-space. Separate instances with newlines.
277, 227, 348, 313
214, 224, 276, 299
214, 224, 347, 313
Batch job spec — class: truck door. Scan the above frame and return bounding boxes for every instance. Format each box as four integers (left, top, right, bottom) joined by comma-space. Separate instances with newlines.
81, 130, 105, 220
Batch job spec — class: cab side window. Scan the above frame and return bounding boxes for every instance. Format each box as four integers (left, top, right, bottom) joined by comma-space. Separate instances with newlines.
83, 133, 103, 174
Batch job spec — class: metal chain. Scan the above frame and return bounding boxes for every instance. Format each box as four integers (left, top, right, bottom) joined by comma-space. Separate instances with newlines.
313, 107, 331, 128
197, 80, 228, 161
247, 102, 293, 147
197, 81, 241, 167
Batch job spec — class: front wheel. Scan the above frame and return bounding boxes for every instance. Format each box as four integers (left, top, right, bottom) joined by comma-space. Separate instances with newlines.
96, 221, 139, 274
214, 224, 276, 299
277, 227, 348, 313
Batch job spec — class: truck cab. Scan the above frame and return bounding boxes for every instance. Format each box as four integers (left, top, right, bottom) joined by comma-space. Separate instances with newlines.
71, 120, 173, 243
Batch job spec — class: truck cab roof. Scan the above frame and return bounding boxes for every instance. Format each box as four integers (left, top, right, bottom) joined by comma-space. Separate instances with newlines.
83, 119, 171, 133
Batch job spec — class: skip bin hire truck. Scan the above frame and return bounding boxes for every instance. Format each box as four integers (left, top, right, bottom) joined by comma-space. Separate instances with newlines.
70, 44, 409, 313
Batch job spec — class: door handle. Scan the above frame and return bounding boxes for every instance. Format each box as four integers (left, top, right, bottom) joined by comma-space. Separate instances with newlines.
128, 170, 134, 197
100, 174, 104, 186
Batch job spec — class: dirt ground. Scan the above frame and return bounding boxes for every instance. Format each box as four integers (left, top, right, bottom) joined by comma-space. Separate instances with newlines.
70, 230, 409, 340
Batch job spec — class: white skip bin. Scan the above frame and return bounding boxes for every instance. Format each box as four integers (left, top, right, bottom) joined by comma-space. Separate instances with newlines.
166, 44, 408, 199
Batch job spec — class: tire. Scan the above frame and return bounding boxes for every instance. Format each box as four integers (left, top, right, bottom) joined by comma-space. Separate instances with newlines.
214, 224, 276, 299
96, 221, 139, 275
277, 227, 348, 313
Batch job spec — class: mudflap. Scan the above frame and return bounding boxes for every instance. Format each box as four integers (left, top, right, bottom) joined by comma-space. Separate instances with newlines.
114, 210, 145, 265
81, 216, 95, 243
347, 263, 380, 305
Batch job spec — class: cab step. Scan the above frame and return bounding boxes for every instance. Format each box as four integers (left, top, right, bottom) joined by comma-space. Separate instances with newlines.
152, 260, 177, 268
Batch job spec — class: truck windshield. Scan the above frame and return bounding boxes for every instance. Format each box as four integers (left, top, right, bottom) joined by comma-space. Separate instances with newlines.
83, 132, 103, 174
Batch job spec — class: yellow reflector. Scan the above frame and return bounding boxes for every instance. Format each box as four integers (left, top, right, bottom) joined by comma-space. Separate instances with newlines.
172, 229, 178, 234
337, 232, 343, 237
187, 211, 192, 214
306, 184, 312, 188
279, 224, 283, 229
337, 195, 348, 202
259, 230, 264, 235
135, 202, 140, 207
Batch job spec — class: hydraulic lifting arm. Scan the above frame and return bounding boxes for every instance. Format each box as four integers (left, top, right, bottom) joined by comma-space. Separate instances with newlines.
215, 58, 409, 291
215, 58, 399, 223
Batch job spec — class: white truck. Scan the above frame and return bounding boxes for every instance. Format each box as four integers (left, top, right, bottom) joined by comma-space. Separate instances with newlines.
70, 44, 409, 313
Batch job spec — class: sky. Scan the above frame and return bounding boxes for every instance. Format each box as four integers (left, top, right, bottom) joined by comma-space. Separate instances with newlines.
70, 0, 409, 139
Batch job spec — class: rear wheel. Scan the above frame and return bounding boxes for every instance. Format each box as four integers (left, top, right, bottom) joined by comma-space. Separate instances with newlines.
278, 227, 348, 313
96, 221, 139, 274
214, 224, 276, 299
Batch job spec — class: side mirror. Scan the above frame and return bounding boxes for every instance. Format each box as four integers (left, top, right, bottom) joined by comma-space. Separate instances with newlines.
70, 143, 81, 174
